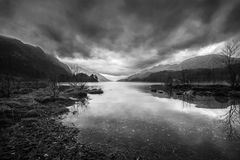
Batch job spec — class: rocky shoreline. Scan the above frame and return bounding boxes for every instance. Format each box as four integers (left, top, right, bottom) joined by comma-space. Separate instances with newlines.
150, 84, 240, 98
0, 83, 110, 160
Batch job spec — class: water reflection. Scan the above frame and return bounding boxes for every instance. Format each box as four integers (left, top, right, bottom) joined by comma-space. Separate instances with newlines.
62, 82, 240, 160
148, 85, 240, 140
63, 99, 89, 127
221, 104, 240, 140
71, 100, 88, 115
182, 97, 240, 139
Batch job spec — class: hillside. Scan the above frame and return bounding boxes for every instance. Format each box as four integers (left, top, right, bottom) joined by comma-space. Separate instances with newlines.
122, 63, 240, 83
0, 35, 72, 79
122, 54, 240, 81
180, 54, 226, 70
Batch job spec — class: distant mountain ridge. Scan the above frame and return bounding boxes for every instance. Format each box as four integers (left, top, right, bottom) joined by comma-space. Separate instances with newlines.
66, 63, 110, 82
123, 54, 239, 81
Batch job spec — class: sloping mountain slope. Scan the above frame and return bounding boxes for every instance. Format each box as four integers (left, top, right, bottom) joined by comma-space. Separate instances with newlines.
66, 63, 110, 82
135, 64, 240, 83
123, 54, 237, 81
126, 64, 178, 80
0, 35, 71, 79
180, 54, 226, 70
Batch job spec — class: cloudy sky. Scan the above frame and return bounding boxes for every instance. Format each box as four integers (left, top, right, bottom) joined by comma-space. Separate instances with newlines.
0, 0, 240, 80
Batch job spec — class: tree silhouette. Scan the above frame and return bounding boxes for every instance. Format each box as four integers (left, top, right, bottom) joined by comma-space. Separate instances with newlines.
221, 40, 240, 88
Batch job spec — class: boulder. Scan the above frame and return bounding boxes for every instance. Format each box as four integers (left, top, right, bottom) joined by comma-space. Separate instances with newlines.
151, 89, 157, 92
176, 91, 183, 95
157, 90, 165, 94
65, 91, 87, 99
87, 89, 103, 94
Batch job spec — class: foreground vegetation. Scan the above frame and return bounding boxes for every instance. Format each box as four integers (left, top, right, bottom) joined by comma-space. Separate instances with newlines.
0, 81, 109, 160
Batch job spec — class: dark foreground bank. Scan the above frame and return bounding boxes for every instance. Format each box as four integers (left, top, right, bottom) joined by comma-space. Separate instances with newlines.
0, 82, 112, 160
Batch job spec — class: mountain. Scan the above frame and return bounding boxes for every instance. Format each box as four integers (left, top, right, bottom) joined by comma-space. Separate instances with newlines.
130, 64, 240, 83
122, 54, 238, 81
180, 54, 227, 70
126, 64, 178, 80
66, 63, 110, 82
0, 35, 71, 79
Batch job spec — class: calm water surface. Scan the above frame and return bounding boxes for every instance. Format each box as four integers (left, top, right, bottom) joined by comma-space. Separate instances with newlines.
62, 82, 240, 160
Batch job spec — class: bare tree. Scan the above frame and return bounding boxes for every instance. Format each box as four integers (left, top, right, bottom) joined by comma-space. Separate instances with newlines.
67, 64, 79, 87
0, 75, 11, 98
181, 66, 186, 85
221, 40, 240, 88
167, 76, 173, 86
69, 64, 87, 90
0, 54, 13, 98
49, 77, 60, 98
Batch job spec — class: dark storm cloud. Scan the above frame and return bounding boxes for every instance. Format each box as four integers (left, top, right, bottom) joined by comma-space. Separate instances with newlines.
223, 2, 240, 33
65, 0, 107, 39
122, 0, 224, 48
57, 39, 92, 59
0, 0, 18, 18
37, 24, 91, 58
38, 24, 63, 43
134, 58, 161, 69
1, 0, 240, 75
123, 0, 220, 33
